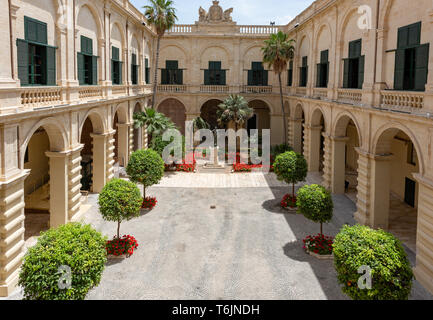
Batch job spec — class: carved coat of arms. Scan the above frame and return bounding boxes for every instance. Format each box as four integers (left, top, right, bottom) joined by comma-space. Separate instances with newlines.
199, 1, 233, 23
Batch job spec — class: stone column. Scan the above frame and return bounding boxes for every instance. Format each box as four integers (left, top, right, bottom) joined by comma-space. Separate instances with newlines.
90, 133, 107, 193
361, 29, 376, 105
0, 0, 15, 88
322, 134, 349, 194
68, 145, 84, 221
322, 133, 333, 190
270, 115, 284, 146
289, 118, 303, 154
106, 131, 115, 182
354, 148, 372, 226
0, 171, 28, 297
45, 151, 69, 228
56, 24, 68, 87
116, 123, 131, 167
413, 174, 433, 294
305, 125, 323, 172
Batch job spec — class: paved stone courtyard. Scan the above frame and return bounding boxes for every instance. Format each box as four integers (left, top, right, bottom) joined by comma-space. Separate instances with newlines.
4, 172, 432, 300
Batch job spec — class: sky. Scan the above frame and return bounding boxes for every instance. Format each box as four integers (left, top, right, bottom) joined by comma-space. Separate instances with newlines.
129, 0, 314, 25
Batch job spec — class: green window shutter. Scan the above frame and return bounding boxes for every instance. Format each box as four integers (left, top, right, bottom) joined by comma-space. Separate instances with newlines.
46, 46, 56, 85
112, 47, 119, 61
316, 64, 321, 87
204, 69, 210, 85
349, 39, 362, 58
145, 58, 149, 84
161, 69, 168, 84
263, 70, 268, 86
305, 66, 308, 86
177, 69, 183, 85
221, 70, 226, 85
288, 70, 293, 86
25, 17, 47, 45
398, 26, 409, 49
17, 39, 29, 86
302, 56, 308, 67
132, 53, 137, 65
326, 62, 329, 85
111, 60, 115, 83
77, 52, 85, 85
321, 50, 329, 64
166, 60, 178, 70
414, 43, 429, 91
248, 70, 253, 85
394, 49, 405, 90
408, 22, 421, 47
119, 61, 123, 84
92, 56, 98, 85
81, 36, 93, 55
358, 56, 365, 89
343, 59, 350, 88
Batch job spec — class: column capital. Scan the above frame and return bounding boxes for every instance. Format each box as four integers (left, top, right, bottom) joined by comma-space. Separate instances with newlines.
90, 131, 116, 139
322, 133, 349, 142
303, 124, 323, 131
116, 123, 133, 128
354, 147, 394, 161
45, 150, 70, 159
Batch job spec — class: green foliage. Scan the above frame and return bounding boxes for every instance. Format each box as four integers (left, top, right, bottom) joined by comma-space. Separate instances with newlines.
143, 0, 178, 37
193, 117, 210, 131
98, 178, 142, 223
297, 184, 333, 224
133, 108, 177, 142
333, 225, 414, 300
262, 31, 296, 74
273, 151, 308, 187
18, 223, 107, 300
126, 149, 165, 189
271, 144, 293, 162
217, 94, 253, 130
150, 134, 185, 158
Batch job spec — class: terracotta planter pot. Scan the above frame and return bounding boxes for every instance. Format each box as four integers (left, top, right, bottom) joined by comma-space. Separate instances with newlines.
306, 249, 334, 260
107, 254, 128, 260
282, 206, 298, 213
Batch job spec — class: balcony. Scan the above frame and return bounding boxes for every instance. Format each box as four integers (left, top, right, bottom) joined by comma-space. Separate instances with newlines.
312, 87, 328, 100
17, 84, 152, 110
380, 90, 424, 112
157, 85, 187, 93
337, 88, 362, 105
242, 86, 273, 94
200, 85, 230, 94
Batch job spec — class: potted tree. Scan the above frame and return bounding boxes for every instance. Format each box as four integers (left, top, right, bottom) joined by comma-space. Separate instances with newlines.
297, 184, 334, 259
98, 179, 142, 259
126, 149, 165, 211
273, 151, 308, 211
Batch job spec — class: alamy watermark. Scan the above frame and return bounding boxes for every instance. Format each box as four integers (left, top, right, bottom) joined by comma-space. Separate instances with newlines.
161, 121, 271, 172
357, 5, 373, 31
57, 265, 72, 290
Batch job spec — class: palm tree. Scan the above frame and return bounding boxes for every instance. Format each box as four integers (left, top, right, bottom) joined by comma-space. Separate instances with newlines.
133, 108, 176, 145
217, 95, 253, 132
143, 0, 178, 108
262, 31, 295, 146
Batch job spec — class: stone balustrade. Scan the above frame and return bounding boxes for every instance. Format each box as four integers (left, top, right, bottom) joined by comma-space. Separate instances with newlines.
337, 88, 362, 104
200, 85, 230, 93
157, 84, 187, 93
313, 87, 328, 99
242, 85, 273, 94
381, 90, 424, 111
296, 87, 307, 96
20, 87, 63, 107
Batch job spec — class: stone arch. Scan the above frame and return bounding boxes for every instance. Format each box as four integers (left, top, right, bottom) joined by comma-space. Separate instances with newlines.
243, 45, 266, 70
113, 103, 130, 125
291, 102, 306, 154
159, 44, 188, 69
79, 108, 106, 140
293, 102, 306, 119
372, 122, 424, 175
133, 102, 143, 151
298, 34, 310, 62
200, 99, 224, 130
307, 107, 327, 173
315, 22, 332, 62
247, 99, 271, 132
157, 98, 187, 135
370, 122, 423, 249
245, 97, 276, 115
76, 2, 103, 40
200, 45, 231, 70
330, 112, 363, 196
21, 118, 68, 168
130, 33, 141, 54
333, 111, 363, 147
111, 22, 126, 50
310, 106, 328, 130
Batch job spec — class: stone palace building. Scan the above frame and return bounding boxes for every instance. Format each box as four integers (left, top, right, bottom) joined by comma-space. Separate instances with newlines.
1, 0, 433, 296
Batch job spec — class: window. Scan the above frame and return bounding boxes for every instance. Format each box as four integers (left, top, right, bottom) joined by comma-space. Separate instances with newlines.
17, 17, 56, 86
77, 36, 97, 85
161, 60, 183, 85
131, 53, 138, 85
343, 39, 365, 89
407, 142, 417, 166
248, 62, 268, 86
204, 61, 226, 85
145, 58, 150, 84
24, 148, 29, 164
316, 50, 329, 88
111, 46, 122, 85
287, 61, 293, 86
394, 22, 429, 91
299, 56, 308, 87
